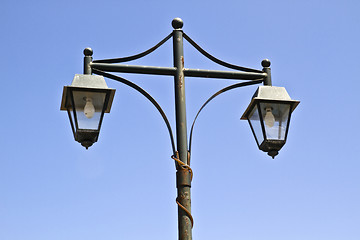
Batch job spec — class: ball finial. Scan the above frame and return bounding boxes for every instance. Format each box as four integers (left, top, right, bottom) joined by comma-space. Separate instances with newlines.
261, 59, 271, 68
83, 47, 93, 56
172, 18, 183, 29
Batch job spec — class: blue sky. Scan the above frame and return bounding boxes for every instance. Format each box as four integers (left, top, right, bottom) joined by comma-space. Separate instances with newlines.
1, 0, 359, 239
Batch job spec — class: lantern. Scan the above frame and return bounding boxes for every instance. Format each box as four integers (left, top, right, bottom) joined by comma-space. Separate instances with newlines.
60, 74, 115, 149
241, 86, 299, 158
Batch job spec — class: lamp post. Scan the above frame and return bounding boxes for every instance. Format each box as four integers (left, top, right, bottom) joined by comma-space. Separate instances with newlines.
60, 18, 299, 240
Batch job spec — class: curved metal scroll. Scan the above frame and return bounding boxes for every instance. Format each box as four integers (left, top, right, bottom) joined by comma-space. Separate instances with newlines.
183, 33, 263, 73
92, 68, 176, 155
188, 79, 264, 154
93, 33, 173, 64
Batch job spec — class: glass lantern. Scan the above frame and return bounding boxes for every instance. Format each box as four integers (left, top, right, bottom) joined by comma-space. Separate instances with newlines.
60, 74, 115, 149
241, 86, 299, 158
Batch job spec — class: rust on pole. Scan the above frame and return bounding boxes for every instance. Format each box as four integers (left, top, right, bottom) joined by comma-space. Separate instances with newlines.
172, 17, 193, 240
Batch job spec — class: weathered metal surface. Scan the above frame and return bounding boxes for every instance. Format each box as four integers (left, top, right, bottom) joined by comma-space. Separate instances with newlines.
173, 22, 192, 240
176, 168, 192, 188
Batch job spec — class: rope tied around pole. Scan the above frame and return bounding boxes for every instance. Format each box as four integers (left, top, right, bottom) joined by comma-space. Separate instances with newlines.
172, 151, 193, 179
171, 151, 194, 228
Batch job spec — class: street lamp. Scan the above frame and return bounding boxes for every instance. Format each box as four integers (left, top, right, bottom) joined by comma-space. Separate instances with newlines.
60, 18, 299, 240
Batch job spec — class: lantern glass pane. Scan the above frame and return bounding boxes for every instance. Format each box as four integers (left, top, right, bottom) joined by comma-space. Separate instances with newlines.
248, 104, 264, 144
259, 102, 290, 140
72, 90, 106, 130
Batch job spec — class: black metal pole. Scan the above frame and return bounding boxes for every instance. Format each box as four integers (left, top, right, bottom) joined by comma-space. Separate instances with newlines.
262, 59, 272, 86
172, 18, 192, 240
84, 48, 93, 75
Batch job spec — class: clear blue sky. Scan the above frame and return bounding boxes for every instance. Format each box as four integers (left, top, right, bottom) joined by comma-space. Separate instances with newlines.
1, 0, 359, 239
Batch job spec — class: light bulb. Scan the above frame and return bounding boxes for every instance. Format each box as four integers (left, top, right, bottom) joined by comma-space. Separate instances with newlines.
84, 97, 95, 119
264, 107, 275, 128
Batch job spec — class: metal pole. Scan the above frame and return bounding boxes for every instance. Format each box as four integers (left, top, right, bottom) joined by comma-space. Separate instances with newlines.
261, 59, 272, 86
172, 18, 192, 240
84, 48, 93, 75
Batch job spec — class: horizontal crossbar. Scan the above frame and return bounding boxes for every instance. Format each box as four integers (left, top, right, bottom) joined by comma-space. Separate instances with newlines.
90, 63, 267, 81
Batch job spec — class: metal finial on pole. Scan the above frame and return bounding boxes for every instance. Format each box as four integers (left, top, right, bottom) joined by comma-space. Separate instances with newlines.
172, 18, 184, 29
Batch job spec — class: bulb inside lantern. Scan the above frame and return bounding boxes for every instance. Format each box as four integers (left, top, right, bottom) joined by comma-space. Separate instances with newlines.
84, 97, 95, 119
264, 107, 275, 128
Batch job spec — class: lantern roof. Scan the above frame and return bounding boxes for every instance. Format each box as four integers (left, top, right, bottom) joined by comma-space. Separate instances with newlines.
69, 74, 110, 89
241, 86, 299, 120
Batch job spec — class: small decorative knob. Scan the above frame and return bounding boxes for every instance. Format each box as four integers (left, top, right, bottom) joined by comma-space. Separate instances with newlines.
268, 150, 278, 159
83, 47, 93, 56
261, 59, 271, 68
172, 18, 183, 29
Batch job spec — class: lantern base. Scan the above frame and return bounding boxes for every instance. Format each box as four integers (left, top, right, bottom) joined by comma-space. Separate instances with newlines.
259, 140, 285, 159
75, 129, 99, 149
80, 140, 94, 149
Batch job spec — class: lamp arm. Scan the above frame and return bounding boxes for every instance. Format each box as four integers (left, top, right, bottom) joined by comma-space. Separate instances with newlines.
92, 33, 173, 64
92, 68, 177, 155
188, 79, 264, 154
183, 33, 263, 73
